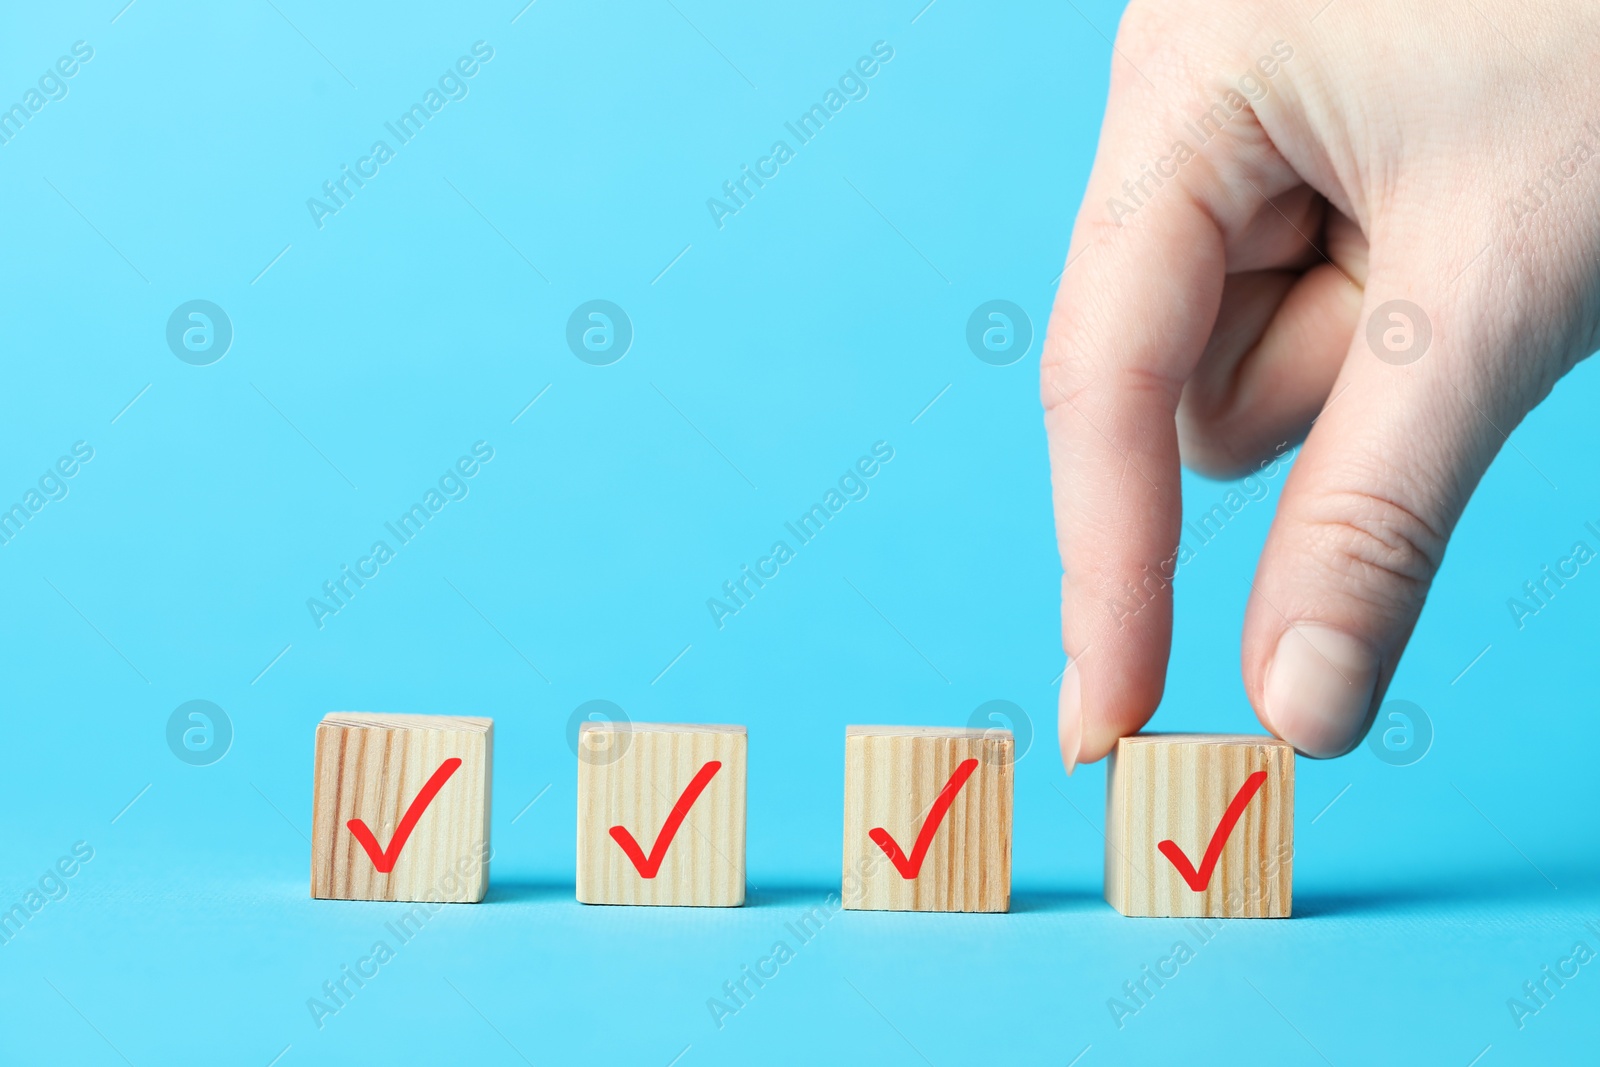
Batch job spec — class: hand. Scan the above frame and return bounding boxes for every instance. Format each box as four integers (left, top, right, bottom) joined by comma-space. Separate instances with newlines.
1043, 0, 1600, 767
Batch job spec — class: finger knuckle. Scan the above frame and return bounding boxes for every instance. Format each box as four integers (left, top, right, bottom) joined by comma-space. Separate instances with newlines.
1110, 0, 1214, 90
1112, 1, 1170, 71
1302, 488, 1446, 607
1040, 358, 1175, 423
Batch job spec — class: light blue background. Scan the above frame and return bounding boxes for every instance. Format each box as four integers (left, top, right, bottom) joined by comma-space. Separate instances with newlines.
1, 1, 1596, 1064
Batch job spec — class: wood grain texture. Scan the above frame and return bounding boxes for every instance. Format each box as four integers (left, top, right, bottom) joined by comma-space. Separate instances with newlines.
842, 726, 1012, 913
1105, 734, 1293, 918
576, 723, 746, 907
310, 713, 492, 903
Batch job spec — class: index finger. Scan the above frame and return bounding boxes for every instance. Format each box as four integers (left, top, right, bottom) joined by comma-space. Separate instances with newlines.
1041, 70, 1229, 770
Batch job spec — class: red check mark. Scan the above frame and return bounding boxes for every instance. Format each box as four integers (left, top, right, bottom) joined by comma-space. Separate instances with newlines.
1157, 770, 1268, 892
869, 758, 979, 879
346, 757, 463, 874
609, 760, 722, 878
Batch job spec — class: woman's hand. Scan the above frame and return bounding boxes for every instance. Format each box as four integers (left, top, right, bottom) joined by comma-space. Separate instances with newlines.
1043, 0, 1600, 767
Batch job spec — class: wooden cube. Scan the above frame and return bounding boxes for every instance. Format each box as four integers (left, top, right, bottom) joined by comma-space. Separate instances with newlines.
576, 723, 746, 907
311, 713, 492, 903
842, 726, 1012, 913
1105, 734, 1293, 918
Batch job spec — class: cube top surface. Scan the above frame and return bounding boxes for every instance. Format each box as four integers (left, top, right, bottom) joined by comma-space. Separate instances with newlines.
579, 722, 745, 735
845, 725, 1011, 739
320, 712, 492, 733
1116, 733, 1290, 749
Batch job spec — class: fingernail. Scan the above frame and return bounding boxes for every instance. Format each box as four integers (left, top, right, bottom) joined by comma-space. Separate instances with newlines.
1263, 624, 1380, 758
1059, 665, 1083, 775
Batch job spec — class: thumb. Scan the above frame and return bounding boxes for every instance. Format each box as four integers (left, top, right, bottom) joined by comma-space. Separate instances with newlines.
1243, 265, 1558, 757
